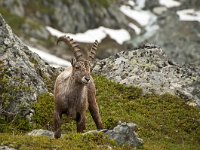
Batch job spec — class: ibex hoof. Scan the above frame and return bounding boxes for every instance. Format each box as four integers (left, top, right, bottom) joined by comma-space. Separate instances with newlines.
54, 130, 61, 139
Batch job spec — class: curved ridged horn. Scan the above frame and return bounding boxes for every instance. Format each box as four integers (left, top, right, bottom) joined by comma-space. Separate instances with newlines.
89, 40, 98, 61
57, 35, 82, 60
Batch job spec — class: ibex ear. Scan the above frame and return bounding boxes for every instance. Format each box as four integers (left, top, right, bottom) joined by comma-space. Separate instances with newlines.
71, 58, 76, 67
90, 61, 97, 72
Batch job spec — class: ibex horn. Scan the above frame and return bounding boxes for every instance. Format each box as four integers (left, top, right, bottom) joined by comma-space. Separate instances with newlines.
89, 40, 98, 61
57, 35, 83, 60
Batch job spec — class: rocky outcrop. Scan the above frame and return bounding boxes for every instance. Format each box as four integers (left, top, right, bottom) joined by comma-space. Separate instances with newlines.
93, 44, 200, 106
0, 15, 59, 119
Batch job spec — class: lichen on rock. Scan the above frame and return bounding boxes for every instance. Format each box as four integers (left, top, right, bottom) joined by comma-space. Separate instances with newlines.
93, 43, 200, 106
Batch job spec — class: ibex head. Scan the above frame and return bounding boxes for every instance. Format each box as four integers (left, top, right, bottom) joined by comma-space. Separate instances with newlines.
57, 35, 98, 84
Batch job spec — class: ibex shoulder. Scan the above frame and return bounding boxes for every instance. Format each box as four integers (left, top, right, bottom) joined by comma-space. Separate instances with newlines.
57, 67, 72, 81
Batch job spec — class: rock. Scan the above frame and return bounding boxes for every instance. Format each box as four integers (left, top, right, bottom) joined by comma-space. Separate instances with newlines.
93, 44, 200, 106
106, 122, 143, 148
0, 15, 60, 120
0, 146, 16, 150
27, 129, 54, 138
84, 122, 143, 148
144, 0, 160, 10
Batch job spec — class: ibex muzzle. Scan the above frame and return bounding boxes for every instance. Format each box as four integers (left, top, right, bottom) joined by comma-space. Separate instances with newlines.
53, 36, 103, 139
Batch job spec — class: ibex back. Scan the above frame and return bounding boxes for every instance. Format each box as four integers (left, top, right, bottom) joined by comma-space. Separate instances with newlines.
53, 36, 103, 138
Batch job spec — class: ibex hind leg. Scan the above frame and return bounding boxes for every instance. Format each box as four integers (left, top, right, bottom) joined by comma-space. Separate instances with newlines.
54, 111, 62, 139
76, 112, 86, 132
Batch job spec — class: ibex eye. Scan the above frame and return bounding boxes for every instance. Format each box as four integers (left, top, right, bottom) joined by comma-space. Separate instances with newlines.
75, 66, 80, 69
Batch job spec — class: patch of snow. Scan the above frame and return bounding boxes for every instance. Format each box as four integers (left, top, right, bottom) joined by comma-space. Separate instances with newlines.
159, 0, 181, 8
120, 5, 157, 26
100, 27, 130, 44
135, 0, 146, 9
46, 27, 64, 37
127, 0, 135, 7
46, 26, 130, 45
28, 46, 71, 67
177, 9, 200, 22
128, 23, 141, 35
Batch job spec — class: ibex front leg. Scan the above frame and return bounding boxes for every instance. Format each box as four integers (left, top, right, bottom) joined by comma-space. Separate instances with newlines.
76, 112, 86, 132
88, 83, 103, 129
54, 111, 62, 138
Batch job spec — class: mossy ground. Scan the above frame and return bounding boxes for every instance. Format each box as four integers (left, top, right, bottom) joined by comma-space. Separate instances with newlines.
0, 75, 200, 149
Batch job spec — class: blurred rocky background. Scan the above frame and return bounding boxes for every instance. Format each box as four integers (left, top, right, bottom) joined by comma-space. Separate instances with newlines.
0, 0, 199, 67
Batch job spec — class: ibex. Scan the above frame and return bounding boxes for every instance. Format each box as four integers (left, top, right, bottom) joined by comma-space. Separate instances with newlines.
53, 35, 103, 138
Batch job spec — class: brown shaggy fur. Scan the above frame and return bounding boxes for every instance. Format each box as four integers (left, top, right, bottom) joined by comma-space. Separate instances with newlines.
53, 36, 103, 139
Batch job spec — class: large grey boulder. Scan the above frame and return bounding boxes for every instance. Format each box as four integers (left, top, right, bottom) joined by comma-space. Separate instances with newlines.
106, 122, 143, 148
0, 15, 58, 119
93, 44, 200, 106
84, 122, 143, 148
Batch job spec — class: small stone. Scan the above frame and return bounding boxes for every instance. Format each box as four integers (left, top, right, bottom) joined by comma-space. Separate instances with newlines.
28, 129, 54, 138
0, 146, 17, 150
127, 123, 136, 129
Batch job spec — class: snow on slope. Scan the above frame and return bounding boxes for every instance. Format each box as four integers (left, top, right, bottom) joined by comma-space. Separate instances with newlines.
177, 9, 200, 22
46, 26, 130, 45
159, 0, 181, 8
120, 5, 156, 27
28, 46, 71, 68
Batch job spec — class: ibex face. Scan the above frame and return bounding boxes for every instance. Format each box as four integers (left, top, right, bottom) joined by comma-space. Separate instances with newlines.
71, 59, 91, 84
57, 35, 98, 84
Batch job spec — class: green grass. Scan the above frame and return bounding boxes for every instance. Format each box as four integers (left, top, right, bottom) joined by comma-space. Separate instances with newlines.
0, 133, 117, 150
0, 75, 199, 149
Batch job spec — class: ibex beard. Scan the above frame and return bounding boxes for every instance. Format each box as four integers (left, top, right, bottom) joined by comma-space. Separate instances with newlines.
53, 36, 104, 139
